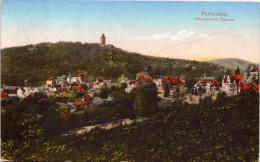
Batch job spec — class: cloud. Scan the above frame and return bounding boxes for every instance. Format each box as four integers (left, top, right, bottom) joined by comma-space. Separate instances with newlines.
135, 30, 196, 41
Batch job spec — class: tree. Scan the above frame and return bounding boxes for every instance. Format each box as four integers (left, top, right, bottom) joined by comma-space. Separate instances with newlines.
236, 66, 240, 75
133, 91, 146, 116
173, 87, 180, 98
164, 84, 170, 97
100, 86, 109, 99
120, 83, 127, 90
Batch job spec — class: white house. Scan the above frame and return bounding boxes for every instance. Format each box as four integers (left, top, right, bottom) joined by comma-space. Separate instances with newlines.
194, 79, 219, 93
153, 79, 162, 87
93, 78, 104, 89
103, 80, 112, 86
221, 74, 244, 96
56, 76, 67, 87
71, 77, 82, 84
46, 78, 55, 87
119, 77, 129, 84
17, 88, 25, 98
17, 87, 39, 99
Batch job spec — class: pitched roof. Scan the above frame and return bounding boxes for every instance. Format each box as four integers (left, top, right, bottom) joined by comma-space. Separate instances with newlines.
129, 80, 136, 84
252, 84, 259, 89
210, 80, 219, 86
38, 98, 46, 103
77, 73, 86, 77
73, 101, 87, 106
82, 94, 88, 98
47, 78, 54, 81
136, 76, 153, 82
72, 86, 87, 91
97, 78, 104, 83
229, 75, 244, 84
251, 67, 258, 72
239, 84, 259, 90
224, 75, 244, 84
162, 77, 183, 85
1, 93, 8, 99
72, 86, 81, 90
61, 88, 68, 91
55, 84, 62, 88
3, 86, 18, 91
120, 77, 129, 81
195, 79, 219, 86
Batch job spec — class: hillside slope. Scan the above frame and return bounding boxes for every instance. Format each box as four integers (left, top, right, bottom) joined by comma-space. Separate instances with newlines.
1, 42, 232, 86
156, 32, 258, 62
205, 58, 257, 73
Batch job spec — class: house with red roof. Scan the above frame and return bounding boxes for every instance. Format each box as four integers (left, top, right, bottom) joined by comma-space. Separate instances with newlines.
128, 80, 136, 88
194, 79, 219, 93
153, 79, 162, 87
93, 78, 104, 89
125, 80, 136, 93
161, 77, 184, 89
61, 88, 68, 92
249, 65, 259, 82
2, 86, 19, 97
81, 94, 92, 102
162, 77, 185, 95
239, 83, 260, 92
73, 94, 92, 110
55, 84, 62, 91
136, 76, 154, 87
71, 85, 88, 92
73, 101, 88, 110
1, 93, 9, 100
77, 73, 87, 83
222, 73, 245, 96
46, 78, 55, 87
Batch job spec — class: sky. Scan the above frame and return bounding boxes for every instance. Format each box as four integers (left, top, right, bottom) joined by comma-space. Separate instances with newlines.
1, 1, 259, 63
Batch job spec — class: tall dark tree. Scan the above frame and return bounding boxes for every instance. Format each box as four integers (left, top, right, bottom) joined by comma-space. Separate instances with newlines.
236, 66, 240, 75
164, 84, 170, 97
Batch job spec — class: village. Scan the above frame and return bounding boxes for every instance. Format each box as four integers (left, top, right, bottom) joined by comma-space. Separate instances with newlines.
1, 34, 259, 112
1, 63, 259, 111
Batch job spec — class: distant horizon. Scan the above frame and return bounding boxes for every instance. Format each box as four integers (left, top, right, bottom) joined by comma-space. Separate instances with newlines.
2, 1, 259, 63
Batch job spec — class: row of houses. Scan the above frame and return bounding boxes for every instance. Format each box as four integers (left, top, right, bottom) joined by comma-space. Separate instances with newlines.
193, 66, 259, 96
1, 86, 41, 100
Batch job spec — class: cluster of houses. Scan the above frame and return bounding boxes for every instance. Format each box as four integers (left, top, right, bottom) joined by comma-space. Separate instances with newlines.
45, 73, 88, 93
1, 86, 41, 101
1, 65, 259, 111
193, 65, 259, 96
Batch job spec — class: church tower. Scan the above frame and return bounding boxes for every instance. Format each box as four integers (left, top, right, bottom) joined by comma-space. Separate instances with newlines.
100, 34, 106, 46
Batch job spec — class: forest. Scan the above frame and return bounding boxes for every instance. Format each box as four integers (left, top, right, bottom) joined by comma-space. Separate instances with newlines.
1, 42, 232, 87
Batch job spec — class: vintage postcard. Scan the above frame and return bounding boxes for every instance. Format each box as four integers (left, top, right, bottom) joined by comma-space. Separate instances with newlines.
1, 1, 259, 161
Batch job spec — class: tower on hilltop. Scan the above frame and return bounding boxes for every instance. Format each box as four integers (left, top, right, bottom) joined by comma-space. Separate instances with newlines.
100, 34, 106, 46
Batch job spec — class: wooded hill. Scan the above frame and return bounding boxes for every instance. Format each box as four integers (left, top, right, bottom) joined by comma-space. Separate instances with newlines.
1, 42, 232, 87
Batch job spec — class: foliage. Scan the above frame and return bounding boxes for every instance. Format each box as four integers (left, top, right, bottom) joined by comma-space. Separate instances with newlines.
1, 42, 231, 86
1, 89, 258, 161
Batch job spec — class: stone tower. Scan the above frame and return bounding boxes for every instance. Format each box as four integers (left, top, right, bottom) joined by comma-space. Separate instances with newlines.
100, 34, 106, 46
